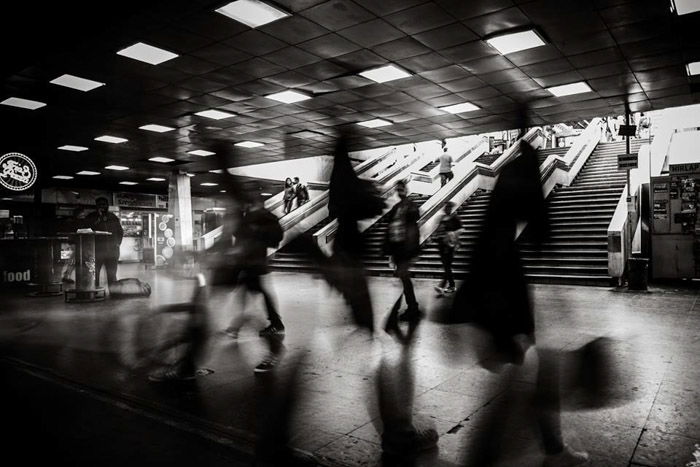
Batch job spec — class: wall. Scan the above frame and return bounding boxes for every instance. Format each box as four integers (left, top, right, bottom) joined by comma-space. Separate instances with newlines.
227, 155, 335, 183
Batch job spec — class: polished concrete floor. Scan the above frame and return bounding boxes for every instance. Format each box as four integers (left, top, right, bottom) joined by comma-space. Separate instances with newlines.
1, 264, 699, 466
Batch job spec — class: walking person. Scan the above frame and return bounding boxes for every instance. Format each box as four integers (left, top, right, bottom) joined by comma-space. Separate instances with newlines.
437, 146, 454, 187
434, 201, 462, 296
293, 176, 309, 208
83, 197, 123, 287
383, 180, 422, 324
283, 177, 295, 214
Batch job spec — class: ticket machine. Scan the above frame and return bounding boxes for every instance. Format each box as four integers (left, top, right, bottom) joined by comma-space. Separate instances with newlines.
650, 129, 700, 279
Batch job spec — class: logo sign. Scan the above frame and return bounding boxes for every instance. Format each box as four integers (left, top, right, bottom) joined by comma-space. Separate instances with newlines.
617, 153, 638, 170
670, 162, 700, 175
0, 152, 37, 191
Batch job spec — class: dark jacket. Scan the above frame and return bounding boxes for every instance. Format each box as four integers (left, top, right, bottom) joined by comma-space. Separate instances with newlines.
383, 197, 420, 261
436, 212, 462, 248
232, 206, 281, 274
83, 210, 123, 254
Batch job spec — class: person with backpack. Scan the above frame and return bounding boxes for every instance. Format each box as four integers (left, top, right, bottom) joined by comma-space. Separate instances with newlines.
434, 201, 462, 296
293, 176, 309, 208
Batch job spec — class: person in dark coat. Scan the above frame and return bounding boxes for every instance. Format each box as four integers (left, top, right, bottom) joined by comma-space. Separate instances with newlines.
383, 179, 422, 324
434, 201, 462, 295
83, 197, 123, 287
293, 176, 309, 208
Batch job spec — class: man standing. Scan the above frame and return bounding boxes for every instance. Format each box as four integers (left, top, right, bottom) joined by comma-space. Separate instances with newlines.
84, 197, 123, 287
438, 147, 454, 187
384, 180, 422, 323
293, 176, 309, 208
434, 201, 462, 295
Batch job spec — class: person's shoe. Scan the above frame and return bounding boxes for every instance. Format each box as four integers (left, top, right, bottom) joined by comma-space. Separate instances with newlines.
434, 285, 445, 296
224, 328, 239, 339
413, 424, 439, 452
543, 446, 589, 467
444, 286, 456, 294
254, 355, 280, 374
148, 367, 196, 382
259, 325, 285, 337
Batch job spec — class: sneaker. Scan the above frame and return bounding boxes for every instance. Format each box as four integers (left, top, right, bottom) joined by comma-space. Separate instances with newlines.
444, 286, 456, 294
413, 425, 439, 452
434, 285, 445, 295
254, 356, 279, 373
259, 325, 285, 337
543, 446, 589, 467
148, 367, 196, 382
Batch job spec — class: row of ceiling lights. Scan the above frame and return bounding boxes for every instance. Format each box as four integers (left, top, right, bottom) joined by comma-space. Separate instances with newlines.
5, 0, 700, 188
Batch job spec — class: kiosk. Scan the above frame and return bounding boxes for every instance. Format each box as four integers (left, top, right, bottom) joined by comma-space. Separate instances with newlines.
63, 231, 111, 302
650, 129, 700, 279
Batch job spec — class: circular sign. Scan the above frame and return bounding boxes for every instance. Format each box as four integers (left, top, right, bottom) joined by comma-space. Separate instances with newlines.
161, 215, 171, 223
166, 237, 176, 247
0, 153, 37, 191
162, 246, 173, 259
158, 222, 167, 231
164, 228, 173, 238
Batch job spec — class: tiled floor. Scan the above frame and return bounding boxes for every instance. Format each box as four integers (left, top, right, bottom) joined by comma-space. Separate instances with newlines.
1, 264, 699, 466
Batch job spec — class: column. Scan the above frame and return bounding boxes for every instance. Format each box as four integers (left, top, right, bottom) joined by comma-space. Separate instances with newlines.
168, 170, 194, 251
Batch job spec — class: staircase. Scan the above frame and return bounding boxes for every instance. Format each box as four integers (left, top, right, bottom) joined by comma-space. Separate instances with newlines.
408, 190, 491, 278
363, 194, 431, 275
519, 139, 647, 285
268, 217, 334, 272
419, 160, 439, 172
536, 146, 569, 165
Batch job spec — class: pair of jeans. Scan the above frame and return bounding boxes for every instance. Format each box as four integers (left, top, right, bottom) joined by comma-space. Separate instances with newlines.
95, 247, 119, 286
394, 259, 418, 313
439, 171, 454, 187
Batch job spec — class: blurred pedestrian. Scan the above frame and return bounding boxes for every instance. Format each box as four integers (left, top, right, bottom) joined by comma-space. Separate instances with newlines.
83, 197, 123, 287
434, 201, 461, 296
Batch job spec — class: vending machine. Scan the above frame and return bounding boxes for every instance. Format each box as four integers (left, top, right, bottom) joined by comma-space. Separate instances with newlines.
650, 129, 700, 279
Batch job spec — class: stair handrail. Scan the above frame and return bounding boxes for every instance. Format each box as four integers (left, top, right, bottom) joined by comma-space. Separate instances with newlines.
607, 141, 650, 280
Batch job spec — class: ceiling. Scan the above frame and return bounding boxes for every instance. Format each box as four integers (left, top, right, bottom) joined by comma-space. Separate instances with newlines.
1, 0, 699, 196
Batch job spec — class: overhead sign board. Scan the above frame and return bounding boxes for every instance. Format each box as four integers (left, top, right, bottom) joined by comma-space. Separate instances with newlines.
669, 162, 700, 175
618, 153, 638, 170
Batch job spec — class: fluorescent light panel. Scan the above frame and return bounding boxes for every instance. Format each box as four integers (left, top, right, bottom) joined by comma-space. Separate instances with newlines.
58, 145, 88, 152
76, 171, 100, 175
265, 90, 311, 104
673, 0, 700, 15
357, 118, 392, 128
546, 81, 593, 97
105, 165, 129, 171
147, 177, 166, 181
148, 157, 174, 163
209, 169, 224, 173
235, 141, 264, 148
194, 109, 235, 120
53, 175, 74, 180
486, 29, 546, 55
185, 173, 195, 177
119, 181, 138, 185
50, 74, 105, 92
139, 124, 174, 133
188, 149, 215, 156
0, 97, 46, 110
440, 102, 480, 114
216, 0, 290, 28
687, 61, 700, 75
201, 182, 218, 186
95, 135, 128, 144
359, 64, 411, 83
116, 42, 178, 65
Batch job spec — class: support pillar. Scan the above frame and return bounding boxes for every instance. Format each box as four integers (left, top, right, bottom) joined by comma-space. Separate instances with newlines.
168, 171, 194, 251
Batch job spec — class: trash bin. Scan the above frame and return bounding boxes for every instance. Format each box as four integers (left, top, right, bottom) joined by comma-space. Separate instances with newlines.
627, 256, 649, 291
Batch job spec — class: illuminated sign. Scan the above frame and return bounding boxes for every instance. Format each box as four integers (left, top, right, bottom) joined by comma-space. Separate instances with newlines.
0, 153, 37, 191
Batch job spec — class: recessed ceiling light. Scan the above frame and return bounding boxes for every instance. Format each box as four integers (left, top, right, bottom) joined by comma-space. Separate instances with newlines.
0, 97, 46, 110
105, 165, 129, 171
261, 192, 273, 197
216, 0, 290, 28
95, 135, 128, 144
185, 173, 195, 177
52, 175, 74, 180
147, 177, 166, 181
546, 81, 593, 97
440, 102, 480, 114
486, 29, 546, 55
266, 90, 311, 104
686, 61, 700, 75
119, 181, 138, 185
76, 170, 100, 176
209, 169, 224, 173
149, 156, 175, 163
220, 190, 227, 193
194, 109, 235, 120
140, 124, 174, 133
58, 145, 88, 152
672, 0, 700, 15
201, 182, 218, 186
188, 149, 215, 157
357, 118, 392, 128
1, 197, 12, 201
50, 74, 105, 92
235, 141, 264, 148
116, 42, 178, 65
359, 64, 411, 83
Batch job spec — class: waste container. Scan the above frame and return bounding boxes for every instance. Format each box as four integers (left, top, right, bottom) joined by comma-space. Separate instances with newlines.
627, 256, 649, 291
